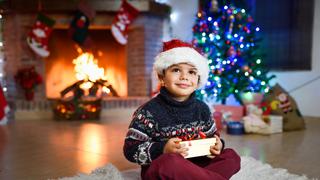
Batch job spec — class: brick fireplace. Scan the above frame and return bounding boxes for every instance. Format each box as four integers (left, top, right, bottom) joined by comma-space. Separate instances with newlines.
2, 0, 170, 120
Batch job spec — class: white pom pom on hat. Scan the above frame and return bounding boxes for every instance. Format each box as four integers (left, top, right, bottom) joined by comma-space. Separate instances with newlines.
153, 39, 209, 88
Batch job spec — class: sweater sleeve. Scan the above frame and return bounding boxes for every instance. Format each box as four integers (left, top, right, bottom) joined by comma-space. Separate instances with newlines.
123, 108, 166, 165
201, 104, 217, 138
200, 103, 225, 150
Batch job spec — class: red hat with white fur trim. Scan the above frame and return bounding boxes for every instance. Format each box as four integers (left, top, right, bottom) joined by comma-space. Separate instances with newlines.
153, 39, 209, 88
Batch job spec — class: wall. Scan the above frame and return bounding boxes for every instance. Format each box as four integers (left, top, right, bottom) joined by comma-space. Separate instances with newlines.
162, 0, 198, 42
163, 0, 320, 117
269, 0, 320, 117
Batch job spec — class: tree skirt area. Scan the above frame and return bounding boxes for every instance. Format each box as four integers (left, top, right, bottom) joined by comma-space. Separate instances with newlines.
58, 156, 313, 180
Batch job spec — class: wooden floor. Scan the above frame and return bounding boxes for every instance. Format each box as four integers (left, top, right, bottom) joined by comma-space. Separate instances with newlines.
0, 115, 319, 180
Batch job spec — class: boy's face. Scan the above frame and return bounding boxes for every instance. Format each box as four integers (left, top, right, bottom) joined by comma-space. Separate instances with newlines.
160, 63, 199, 102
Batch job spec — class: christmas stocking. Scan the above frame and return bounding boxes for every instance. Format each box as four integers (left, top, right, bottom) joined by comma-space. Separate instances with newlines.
27, 13, 55, 58
69, 2, 95, 46
111, 0, 139, 45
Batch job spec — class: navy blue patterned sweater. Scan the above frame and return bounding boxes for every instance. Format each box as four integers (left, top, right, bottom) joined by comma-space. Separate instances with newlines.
123, 87, 218, 165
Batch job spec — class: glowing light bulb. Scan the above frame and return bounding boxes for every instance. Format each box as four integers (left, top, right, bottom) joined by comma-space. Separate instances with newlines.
256, 59, 261, 64
256, 71, 261, 75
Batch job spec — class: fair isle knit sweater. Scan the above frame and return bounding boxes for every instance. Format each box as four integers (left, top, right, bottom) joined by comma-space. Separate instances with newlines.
123, 87, 217, 165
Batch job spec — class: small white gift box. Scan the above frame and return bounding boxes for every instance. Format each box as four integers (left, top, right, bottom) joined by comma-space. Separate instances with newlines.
180, 138, 216, 158
244, 115, 283, 134
262, 115, 283, 134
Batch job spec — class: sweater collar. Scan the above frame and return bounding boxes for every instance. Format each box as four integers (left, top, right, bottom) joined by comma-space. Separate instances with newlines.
158, 87, 196, 107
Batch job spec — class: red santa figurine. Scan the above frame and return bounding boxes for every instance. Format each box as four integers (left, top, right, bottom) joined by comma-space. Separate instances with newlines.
277, 92, 293, 114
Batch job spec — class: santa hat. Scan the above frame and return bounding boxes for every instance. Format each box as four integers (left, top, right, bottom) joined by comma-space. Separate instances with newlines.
153, 39, 209, 88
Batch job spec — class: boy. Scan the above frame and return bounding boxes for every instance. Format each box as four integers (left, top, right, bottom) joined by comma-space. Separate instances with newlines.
123, 39, 240, 180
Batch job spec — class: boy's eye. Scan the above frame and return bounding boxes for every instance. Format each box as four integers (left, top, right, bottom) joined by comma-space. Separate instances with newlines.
172, 68, 180, 72
189, 70, 197, 75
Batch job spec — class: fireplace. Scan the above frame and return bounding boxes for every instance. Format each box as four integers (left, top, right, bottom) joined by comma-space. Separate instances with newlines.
2, 0, 171, 120
46, 29, 127, 98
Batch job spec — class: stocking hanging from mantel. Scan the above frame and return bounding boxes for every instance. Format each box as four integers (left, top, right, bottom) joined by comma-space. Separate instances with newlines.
26, 13, 55, 58
111, 0, 139, 45
69, 2, 95, 47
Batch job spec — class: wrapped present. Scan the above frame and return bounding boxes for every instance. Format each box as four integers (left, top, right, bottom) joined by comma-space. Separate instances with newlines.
212, 111, 223, 131
226, 121, 245, 135
243, 114, 283, 134
262, 115, 283, 134
214, 105, 244, 121
180, 138, 216, 158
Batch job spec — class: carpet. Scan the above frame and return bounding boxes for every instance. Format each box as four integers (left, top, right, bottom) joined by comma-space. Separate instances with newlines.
58, 156, 313, 180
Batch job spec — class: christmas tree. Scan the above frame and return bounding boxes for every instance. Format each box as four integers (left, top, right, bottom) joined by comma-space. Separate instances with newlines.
192, 0, 275, 104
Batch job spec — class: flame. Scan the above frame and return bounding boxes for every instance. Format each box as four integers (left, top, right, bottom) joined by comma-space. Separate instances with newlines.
73, 52, 109, 93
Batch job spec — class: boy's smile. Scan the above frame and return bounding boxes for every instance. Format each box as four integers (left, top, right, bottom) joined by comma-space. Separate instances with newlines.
160, 63, 199, 102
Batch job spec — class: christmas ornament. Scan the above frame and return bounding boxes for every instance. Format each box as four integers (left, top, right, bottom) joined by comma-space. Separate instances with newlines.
69, 2, 95, 46
210, 0, 219, 12
111, 0, 139, 45
227, 46, 236, 57
26, 13, 55, 58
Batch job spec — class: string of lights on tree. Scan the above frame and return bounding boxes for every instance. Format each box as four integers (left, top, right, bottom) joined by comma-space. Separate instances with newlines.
192, 1, 275, 104
0, 8, 7, 93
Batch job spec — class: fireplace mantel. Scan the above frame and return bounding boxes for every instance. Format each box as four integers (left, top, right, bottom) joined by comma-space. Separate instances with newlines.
6, 0, 170, 17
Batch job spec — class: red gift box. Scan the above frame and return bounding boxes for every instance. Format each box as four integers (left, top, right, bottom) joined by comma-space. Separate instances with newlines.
213, 111, 223, 131
213, 105, 244, 121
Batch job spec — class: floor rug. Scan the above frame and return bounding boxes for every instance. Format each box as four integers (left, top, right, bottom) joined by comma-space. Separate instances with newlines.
58, 156, 313, 180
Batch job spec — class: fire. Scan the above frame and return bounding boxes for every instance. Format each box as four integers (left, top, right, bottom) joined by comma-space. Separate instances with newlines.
72, 52, 108, 93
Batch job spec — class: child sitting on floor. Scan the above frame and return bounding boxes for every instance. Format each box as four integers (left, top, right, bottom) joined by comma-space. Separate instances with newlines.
123, 39, 240, 180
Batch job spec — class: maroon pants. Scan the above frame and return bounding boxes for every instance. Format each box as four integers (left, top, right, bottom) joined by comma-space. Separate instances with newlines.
141, 148, 240, 180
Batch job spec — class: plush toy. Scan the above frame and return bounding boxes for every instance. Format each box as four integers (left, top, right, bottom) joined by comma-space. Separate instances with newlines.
243, 104, 268, 133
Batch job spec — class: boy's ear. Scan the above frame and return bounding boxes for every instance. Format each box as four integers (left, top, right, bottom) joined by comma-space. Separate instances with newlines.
158, 74, 164, 80
158, 74, 165, 86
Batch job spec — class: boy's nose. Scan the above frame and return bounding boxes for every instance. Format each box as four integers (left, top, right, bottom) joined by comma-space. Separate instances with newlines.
179, 72, 188, 80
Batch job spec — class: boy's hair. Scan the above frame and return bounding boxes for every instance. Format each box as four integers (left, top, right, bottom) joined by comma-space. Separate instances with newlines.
153, 39, 209, 88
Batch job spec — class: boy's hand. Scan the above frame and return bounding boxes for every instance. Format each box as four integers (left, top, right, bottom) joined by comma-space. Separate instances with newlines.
163, 137, 189, 157
209, 135, 223, 156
